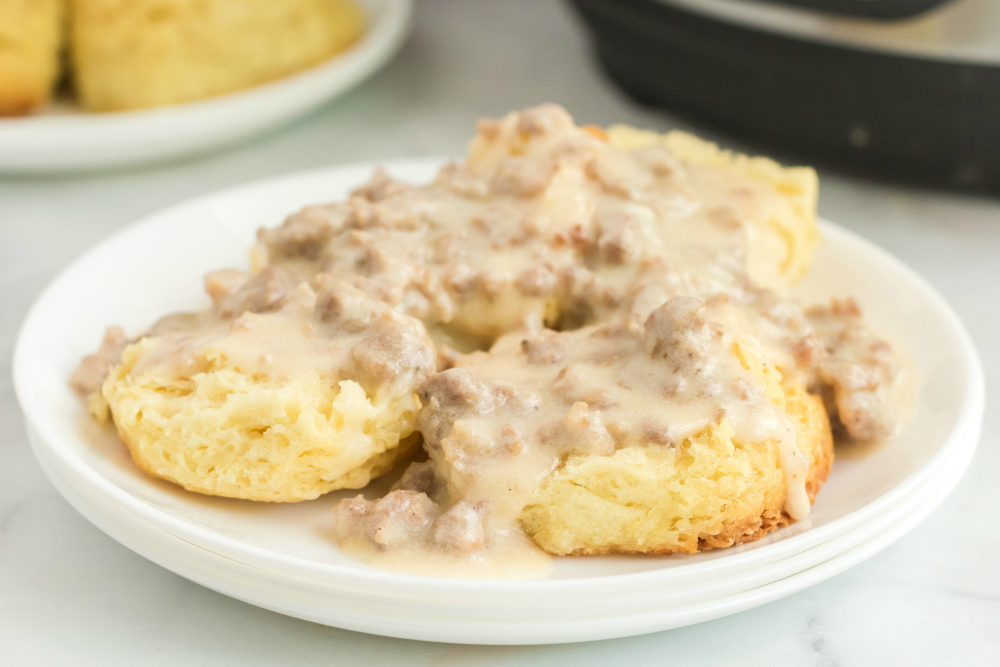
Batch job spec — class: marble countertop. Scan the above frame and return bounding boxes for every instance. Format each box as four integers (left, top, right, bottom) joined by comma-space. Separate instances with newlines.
2, 1, 998, 664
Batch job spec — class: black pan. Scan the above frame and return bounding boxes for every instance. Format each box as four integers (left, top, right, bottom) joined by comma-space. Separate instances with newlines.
569, 0, 1000, 192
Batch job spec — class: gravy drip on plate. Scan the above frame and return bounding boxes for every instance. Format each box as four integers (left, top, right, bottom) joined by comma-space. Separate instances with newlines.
74, 105, 904, 574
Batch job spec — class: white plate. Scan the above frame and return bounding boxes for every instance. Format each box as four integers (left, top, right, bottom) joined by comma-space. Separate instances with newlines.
0, 0, 411, 173
14, 159, 984, 643
25, 414, 979, 644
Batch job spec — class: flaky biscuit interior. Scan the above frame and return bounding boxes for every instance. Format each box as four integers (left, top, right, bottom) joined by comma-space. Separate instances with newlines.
98, 339, 421, 502
520, 346, 833, 556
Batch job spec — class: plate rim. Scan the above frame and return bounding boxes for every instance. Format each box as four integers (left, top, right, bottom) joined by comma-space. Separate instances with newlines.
13, 158, 986, 594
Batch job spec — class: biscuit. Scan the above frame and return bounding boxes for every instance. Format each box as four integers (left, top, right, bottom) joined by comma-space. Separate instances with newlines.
97, 275, 435, 502
607, 125, 820, 290
520, 382, 833, 555
70, 0, 365, 112
0, 0, 65, 116
416, 292, 835, 558
101, 342, 424, 502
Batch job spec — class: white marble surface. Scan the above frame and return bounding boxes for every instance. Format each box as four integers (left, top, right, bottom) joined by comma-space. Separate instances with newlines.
2, 1, 998, 663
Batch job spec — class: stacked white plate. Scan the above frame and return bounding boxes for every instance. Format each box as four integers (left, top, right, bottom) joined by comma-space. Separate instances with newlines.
14, 160, 984, 645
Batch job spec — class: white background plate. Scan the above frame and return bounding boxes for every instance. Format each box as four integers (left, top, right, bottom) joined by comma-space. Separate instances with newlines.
13, 159, 984, 643
0, 0, 412, 173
